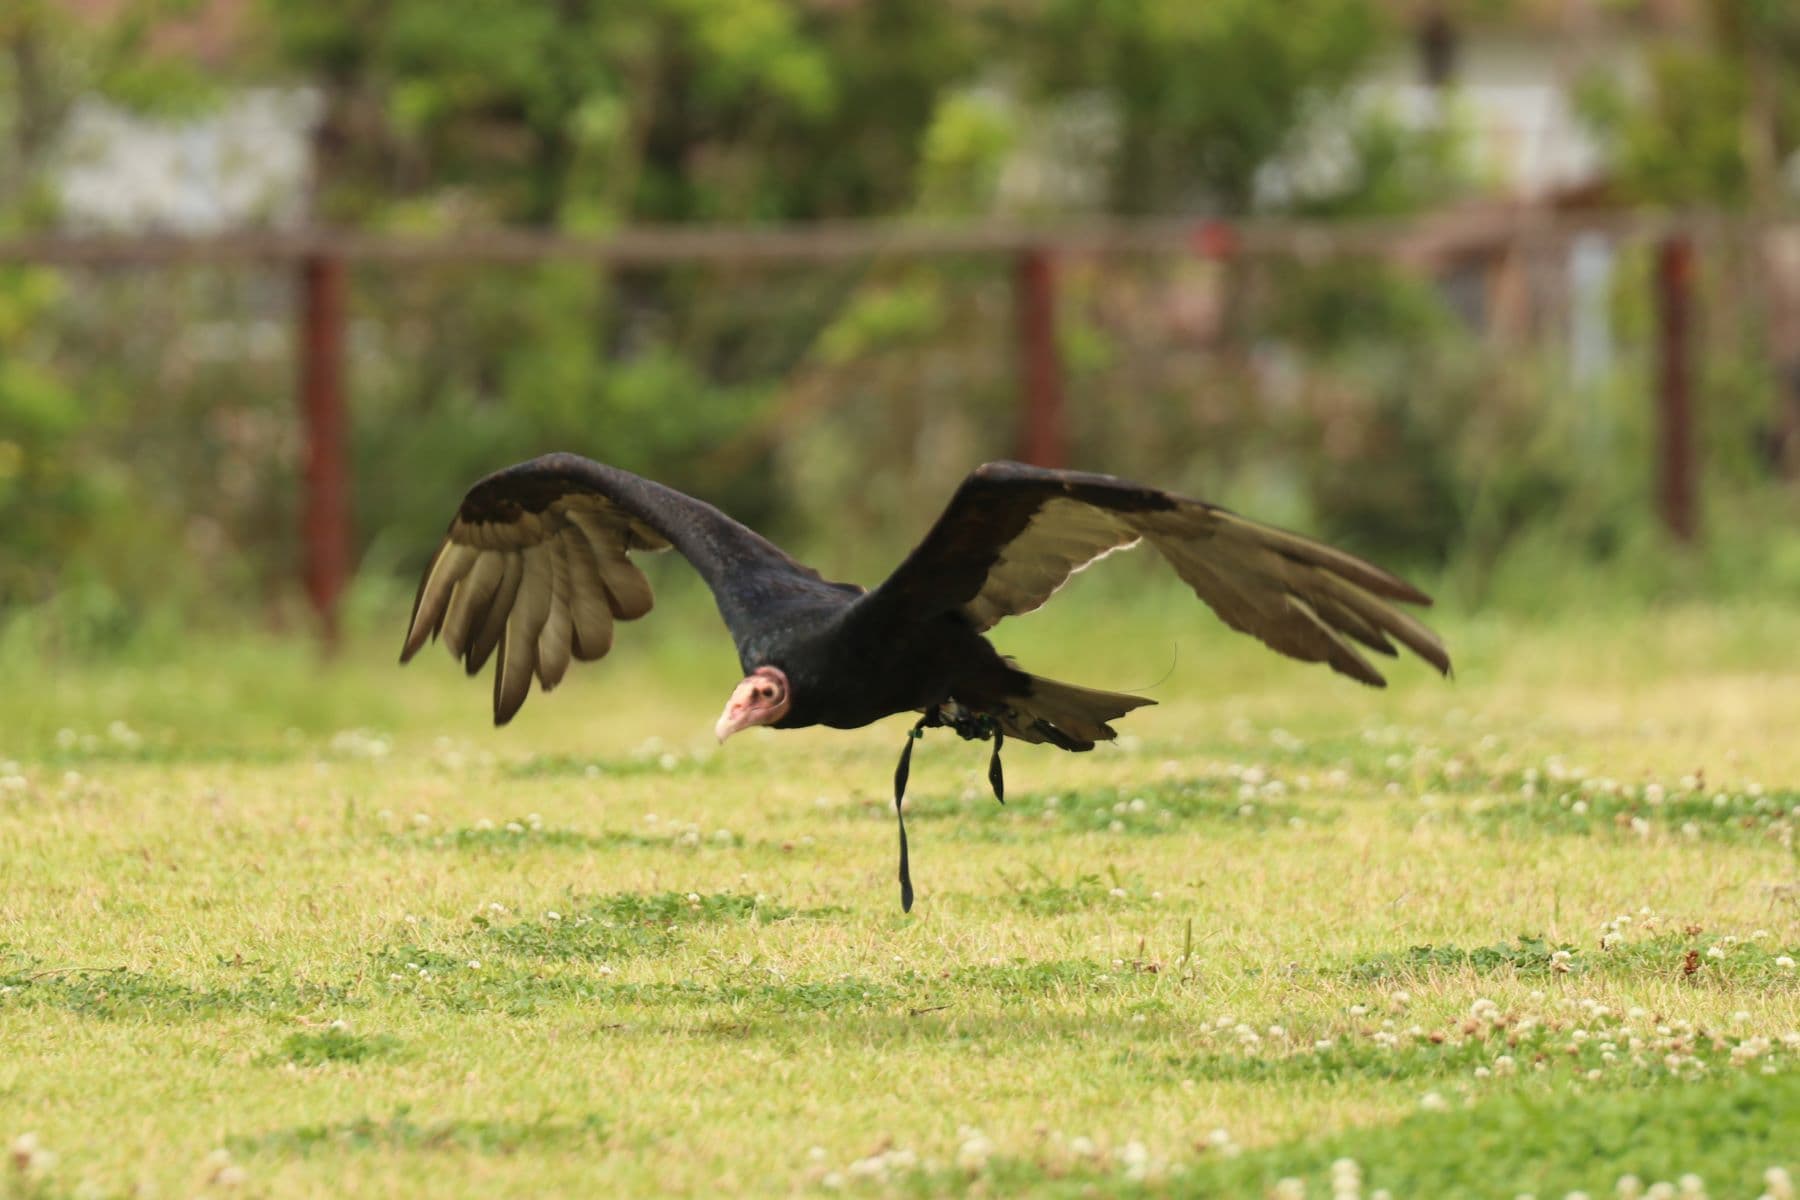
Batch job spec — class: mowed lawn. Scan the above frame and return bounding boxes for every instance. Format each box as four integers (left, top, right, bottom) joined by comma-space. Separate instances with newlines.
2, 585, 1798, 1198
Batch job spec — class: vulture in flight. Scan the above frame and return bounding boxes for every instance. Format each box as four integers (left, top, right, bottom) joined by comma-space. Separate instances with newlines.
402, 455, 1450, 909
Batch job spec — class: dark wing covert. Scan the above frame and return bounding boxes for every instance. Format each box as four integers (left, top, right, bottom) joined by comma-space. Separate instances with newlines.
855, 461, 1450, 688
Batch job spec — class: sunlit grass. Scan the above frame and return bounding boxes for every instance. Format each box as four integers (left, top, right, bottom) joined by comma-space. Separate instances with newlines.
1, 587, 1798, 1197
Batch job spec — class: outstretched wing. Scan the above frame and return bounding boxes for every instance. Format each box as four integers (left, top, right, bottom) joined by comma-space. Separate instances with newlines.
855, 461, 1449, 688
400, 453, 838, 723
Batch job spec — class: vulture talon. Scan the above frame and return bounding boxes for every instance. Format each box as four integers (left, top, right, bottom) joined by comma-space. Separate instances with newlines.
403, 454, 1450, 912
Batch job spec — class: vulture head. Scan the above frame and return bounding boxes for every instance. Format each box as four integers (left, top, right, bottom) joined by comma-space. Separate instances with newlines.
715, 665, 791, 742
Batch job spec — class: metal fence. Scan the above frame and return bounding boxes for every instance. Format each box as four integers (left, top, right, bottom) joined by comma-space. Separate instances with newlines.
1, 211, 1770, 642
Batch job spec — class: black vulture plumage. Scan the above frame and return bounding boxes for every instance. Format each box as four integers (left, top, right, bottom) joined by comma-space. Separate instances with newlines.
402, 455, 1451, 908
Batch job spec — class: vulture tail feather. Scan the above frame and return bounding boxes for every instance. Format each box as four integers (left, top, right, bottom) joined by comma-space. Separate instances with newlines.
996, 676, 1156, 751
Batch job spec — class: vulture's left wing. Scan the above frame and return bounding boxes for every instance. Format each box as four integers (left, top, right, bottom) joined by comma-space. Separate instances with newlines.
854, 461, 1449, 688
401, 453, 834, 723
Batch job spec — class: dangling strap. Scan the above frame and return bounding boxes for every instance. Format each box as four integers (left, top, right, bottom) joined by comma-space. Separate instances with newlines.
892, 721, 925, 912
987, 727, 1005, 804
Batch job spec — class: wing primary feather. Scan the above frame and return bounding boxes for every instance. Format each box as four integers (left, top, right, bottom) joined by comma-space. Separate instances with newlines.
494, 545, 553, 724
463, 552, 523, 676
441, 553, 505, 658
401, 541, 478, 662
535, 539, 575, 691
560, 527, 616, 661
1286, 596, 1388, 687
1308, 591, 1399, 657
569, 509, 656, 619
1317, 575, 1451, 676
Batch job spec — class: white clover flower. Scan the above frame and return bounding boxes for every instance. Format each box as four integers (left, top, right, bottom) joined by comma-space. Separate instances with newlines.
955, 1133, 994, 1171
1617, 1174, 1644, 1198
1274, 1179, 1307, 1199
1763, 1166, 1793, 1200
1776, 956, 1795, 970
545, 911, 562, 922
1419, 1091, 1449, 1112
1677, 1176, 1704, 1197
9, 1133, 56, 1179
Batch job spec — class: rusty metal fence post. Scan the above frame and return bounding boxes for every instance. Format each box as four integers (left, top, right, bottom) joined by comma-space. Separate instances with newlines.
1654, 234, 1698, 542
299, 252, 351, 646
1014, 246, 1068, 468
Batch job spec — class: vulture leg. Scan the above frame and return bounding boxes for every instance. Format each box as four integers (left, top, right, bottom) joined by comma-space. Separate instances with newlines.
891, 711, 936, 914
988, 728, 1005, 804
889, 708, 1010, 911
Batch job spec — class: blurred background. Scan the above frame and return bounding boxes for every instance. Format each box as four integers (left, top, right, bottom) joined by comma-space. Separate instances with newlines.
3, 0, 1800, 662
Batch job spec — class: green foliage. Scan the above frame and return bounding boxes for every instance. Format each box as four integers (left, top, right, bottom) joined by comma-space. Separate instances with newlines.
265, 0, 977, 225
1577, 1, 1800, 208
1013, 0, 1383, 212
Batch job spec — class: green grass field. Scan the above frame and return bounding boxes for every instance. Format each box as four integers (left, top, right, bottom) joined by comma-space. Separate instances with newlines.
2, 581, 1798, 1198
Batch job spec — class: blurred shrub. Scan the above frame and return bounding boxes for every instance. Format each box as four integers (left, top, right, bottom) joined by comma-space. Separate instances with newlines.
8, 0, 1800, 656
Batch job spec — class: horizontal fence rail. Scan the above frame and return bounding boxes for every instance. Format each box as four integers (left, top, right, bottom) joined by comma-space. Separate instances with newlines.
0, 210, 1769, 266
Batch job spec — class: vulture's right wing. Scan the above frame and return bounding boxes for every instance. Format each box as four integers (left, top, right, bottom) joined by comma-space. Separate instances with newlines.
855, 461, 1449, 688
400, 454, 834, 724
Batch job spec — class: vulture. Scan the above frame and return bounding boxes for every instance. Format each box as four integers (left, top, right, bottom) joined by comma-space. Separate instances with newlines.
402, 455, 1450, 909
